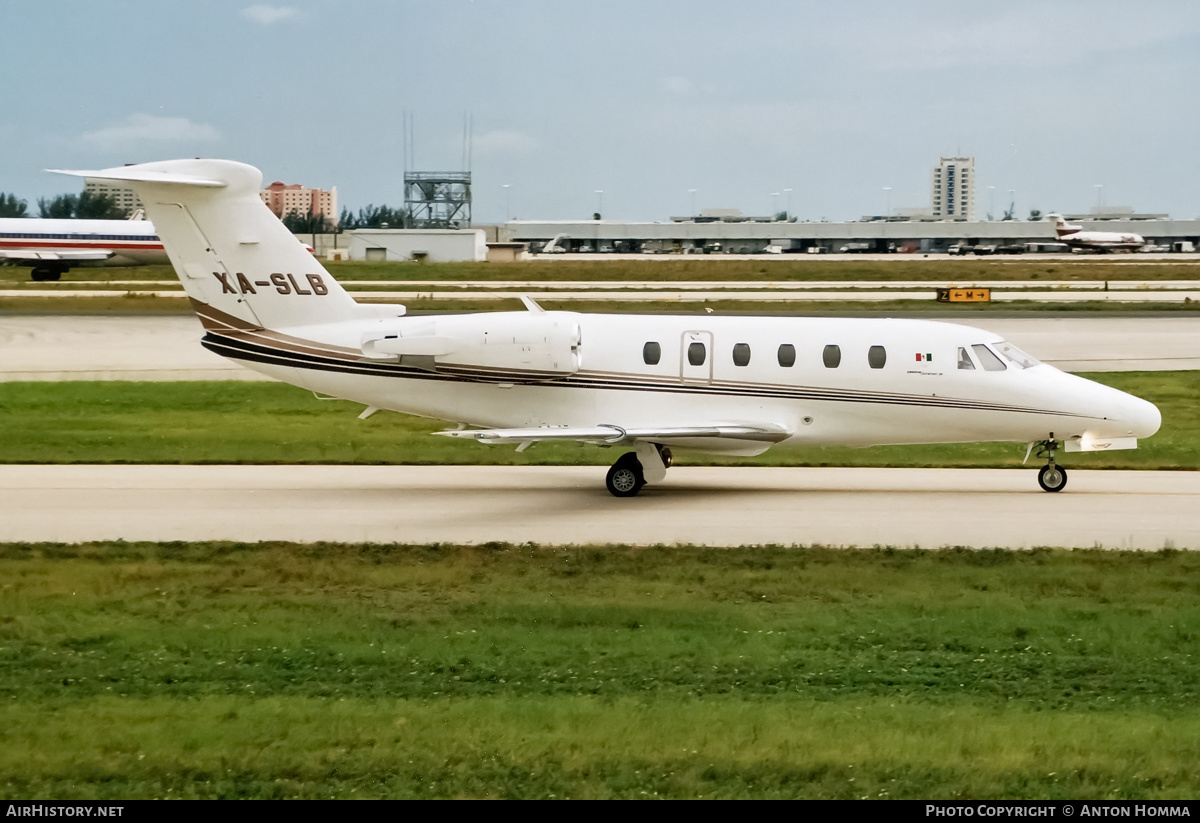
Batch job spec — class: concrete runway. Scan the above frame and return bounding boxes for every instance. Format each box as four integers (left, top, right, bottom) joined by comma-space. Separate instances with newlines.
2, 465, 1196, 549
2, 314, 1198, 380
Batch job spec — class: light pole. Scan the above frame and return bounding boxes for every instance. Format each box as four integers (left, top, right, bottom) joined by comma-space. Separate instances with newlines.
771, 192, 780, 219
783, 188, 793, 219
882, 187, 892, 218
594, 190, 604, 217
987, 186, 995, 220
502, 184, 511, 222
688, 189, 697, 218
1094, 184, 1104, 210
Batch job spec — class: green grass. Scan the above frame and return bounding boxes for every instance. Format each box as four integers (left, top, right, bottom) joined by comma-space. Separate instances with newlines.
5, 257, 1200, 285
2, 542, 1199, 798
0, 373, 1196, 468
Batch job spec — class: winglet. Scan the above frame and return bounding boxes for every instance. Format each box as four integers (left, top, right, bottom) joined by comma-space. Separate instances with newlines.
520, 295, 545, 313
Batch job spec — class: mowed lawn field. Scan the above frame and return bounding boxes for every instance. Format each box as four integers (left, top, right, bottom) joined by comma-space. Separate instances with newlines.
4, 257, 1200, 284
2, 542, 1199, 799
0, 372, 1197, 468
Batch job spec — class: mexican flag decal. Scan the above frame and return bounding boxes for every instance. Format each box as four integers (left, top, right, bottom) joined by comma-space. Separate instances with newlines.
915, 353, 933, 362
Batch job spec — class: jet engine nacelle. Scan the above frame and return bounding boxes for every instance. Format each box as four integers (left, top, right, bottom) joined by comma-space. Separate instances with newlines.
361, 311, 581, 378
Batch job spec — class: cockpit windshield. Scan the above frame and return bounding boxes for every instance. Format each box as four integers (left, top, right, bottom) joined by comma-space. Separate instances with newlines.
992, 340, 1040, 369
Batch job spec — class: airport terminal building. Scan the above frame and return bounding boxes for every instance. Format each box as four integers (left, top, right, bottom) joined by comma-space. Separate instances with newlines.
502, 208, 1200, 255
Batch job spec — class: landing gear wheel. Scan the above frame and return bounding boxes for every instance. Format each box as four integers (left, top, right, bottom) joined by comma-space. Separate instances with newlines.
605, 452, 644, 498
31, 266, 61, 282
1038, 464, 1068, 493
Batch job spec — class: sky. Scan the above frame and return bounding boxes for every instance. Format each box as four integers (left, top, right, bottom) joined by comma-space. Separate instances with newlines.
4, 0, 1200, 224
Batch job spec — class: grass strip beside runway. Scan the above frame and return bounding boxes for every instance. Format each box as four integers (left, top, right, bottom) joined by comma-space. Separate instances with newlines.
1, 542, 1198, 799
0, 372, 1196, 468
6, 258, 1200, 284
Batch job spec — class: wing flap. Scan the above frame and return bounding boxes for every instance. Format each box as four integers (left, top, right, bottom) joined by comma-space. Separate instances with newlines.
435, 423, 791, 445
0, 249, 113, 262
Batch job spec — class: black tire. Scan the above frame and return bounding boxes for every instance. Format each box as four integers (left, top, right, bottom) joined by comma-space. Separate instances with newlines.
30, 266, 62, 282
1038, 464, 1068, 493
605, 453, 644, 497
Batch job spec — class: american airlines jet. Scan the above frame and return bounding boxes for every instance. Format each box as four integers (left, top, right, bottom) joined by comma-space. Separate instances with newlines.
1048, 213, 1145, 252
54, 160, 1161, 497
0, 215, 167, 280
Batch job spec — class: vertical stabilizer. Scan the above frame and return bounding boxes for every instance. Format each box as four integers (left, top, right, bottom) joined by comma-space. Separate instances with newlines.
53, 159, 365, 331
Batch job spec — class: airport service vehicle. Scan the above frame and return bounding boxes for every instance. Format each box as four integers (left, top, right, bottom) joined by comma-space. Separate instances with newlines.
1048, 214, 1145, 252
56, 160, 1161, 497
0, 216, 167, 280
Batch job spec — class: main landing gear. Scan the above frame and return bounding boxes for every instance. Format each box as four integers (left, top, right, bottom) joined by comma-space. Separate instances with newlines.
1032, 437, 1068, 493
30, 265, 64, 282
605, 444, 672, 498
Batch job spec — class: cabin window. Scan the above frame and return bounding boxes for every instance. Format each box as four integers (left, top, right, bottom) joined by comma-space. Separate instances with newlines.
643, 341, 661, 365
993, 340, 1040, 369
732, 343, 751, 367
957, 347, 976, 370
868, 345, 887, 369
822, 345, 841, 368
777, 344, 796, 367
971, 343, 1007, 371
688, 341, 707, 366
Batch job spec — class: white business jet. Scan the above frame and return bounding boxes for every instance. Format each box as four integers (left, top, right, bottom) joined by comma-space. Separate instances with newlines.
55, 160, 1161, 496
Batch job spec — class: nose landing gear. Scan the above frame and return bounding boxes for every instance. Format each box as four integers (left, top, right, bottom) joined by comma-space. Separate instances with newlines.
1033, 437, 1068, 492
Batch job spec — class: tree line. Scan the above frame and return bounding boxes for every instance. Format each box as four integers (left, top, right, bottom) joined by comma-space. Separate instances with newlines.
0, 191, 126, 219
1, 190, 413, 232
279, 205, 411, 233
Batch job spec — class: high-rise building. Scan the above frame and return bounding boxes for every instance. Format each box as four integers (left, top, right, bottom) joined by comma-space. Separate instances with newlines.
931, 157, 975, 221
84, 179, 145, 218
260, 181, 338, 225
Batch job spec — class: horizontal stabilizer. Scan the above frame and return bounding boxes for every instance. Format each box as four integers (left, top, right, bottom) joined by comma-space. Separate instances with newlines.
435, 423, 791, 445
49, 167, 227, 188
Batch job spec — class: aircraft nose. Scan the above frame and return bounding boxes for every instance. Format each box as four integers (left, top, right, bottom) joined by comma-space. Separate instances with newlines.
1125, 394, 1162, 439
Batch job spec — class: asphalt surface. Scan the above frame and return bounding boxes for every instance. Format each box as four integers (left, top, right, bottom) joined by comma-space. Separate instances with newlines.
2, 465, 1196, 549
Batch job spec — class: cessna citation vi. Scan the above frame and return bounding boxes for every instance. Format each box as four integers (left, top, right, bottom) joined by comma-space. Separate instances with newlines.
54, 160, 1161, 497
1048, 213, 1145, 252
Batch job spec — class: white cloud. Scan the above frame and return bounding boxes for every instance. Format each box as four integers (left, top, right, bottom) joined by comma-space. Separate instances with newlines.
81, 114, 221, 151
241, 5, 299, 25
473, 129, 540, 155
659, 76, 694, 96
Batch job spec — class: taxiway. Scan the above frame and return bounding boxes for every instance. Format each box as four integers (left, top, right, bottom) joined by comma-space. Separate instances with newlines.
2, 465, 1196, 549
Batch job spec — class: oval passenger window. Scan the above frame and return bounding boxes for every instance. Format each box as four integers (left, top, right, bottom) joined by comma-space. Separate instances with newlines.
823, 344, 841, 368
732, 343, 751, 367
643, 341, 661, 365
688, 342, 706, 366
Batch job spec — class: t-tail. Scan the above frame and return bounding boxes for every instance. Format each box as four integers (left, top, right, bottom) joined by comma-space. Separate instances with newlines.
1045, 213, 1079, 239
52, 159, 384, 332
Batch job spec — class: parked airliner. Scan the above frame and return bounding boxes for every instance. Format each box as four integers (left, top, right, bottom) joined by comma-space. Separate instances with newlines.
54, 160, 1161, 496
0, 215, 167, 280
1048, 213, 1145, 252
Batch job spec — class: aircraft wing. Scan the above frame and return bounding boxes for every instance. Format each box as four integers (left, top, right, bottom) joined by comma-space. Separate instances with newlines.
435, 423, 791, 445
0, 249, 113, 262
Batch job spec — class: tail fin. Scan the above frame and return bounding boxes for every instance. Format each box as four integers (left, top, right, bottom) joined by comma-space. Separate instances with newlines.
53, 159, 370, 331
1045, 213, 1077, 238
